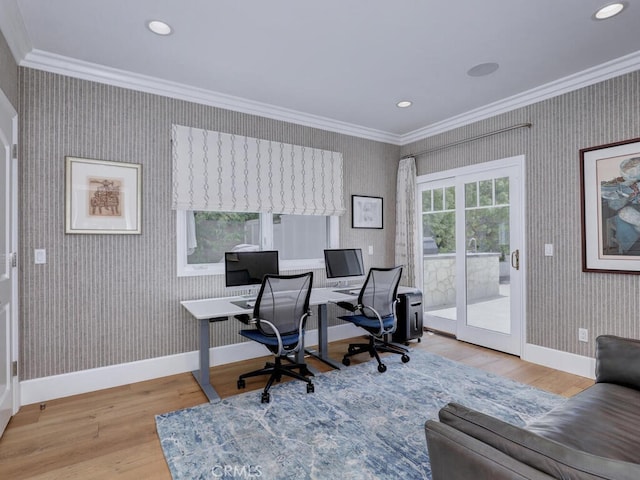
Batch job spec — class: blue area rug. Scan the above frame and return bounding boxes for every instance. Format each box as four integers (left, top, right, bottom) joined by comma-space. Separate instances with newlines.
156, 348, 564, 479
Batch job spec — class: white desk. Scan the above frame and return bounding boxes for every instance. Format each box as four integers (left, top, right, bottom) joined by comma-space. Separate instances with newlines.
181, 286, 418, 402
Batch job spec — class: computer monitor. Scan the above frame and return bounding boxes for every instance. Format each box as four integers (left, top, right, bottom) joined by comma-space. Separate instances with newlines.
224, 250, 280, 289
324, 248, 365, 284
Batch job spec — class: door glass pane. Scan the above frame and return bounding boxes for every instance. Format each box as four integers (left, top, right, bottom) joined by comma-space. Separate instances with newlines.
445, 186, 455, 209
422, 188, 457, 323
422, 190, 432, 211
479, 180, 493, 207
495, 177, 509, 204
465, 182, 477, 207
465, 177, 511, 334
433, 188, 444, 211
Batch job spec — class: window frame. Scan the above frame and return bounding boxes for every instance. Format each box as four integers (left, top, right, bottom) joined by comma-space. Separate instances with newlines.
176, 210, 339, 277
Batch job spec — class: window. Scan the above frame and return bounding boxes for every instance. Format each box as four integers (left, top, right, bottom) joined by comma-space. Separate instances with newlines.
177, 211, 338, 276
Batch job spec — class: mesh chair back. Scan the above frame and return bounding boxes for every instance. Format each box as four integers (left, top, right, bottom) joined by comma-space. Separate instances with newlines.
358, 266, 403, 318
254, 272, 313, 336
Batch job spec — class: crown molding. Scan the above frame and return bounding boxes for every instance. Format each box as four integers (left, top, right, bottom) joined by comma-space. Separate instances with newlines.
13, 41, 640, 147
0, 0, 32, 62
20, 49, 402, 145
401, 49, 640, 145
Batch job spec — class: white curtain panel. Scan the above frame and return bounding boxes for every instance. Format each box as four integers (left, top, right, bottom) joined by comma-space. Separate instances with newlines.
171, 124, 345, 216
395, 157, 418, 287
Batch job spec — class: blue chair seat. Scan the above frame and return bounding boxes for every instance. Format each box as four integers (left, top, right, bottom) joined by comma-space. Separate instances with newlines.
240, 329, 300, 347
338, 314, 395, 332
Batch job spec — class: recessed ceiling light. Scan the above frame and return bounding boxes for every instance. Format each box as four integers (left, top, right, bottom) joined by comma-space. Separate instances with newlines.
467, 62, 500, 77
593, 2, 626, 20
396, 101, 412, 108
147, 20, 172, 36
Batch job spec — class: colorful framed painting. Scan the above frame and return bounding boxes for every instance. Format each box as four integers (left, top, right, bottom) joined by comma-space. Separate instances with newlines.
65, 156, 142, 234
580, 137, 640, 273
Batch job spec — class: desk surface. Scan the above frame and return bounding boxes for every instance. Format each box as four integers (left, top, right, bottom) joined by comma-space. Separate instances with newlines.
181, 286, 418, 320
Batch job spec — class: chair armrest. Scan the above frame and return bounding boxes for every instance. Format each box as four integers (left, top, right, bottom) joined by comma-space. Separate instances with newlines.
596, 335, 640, 390
336, 301, 358, 312
234, 314, 253, 325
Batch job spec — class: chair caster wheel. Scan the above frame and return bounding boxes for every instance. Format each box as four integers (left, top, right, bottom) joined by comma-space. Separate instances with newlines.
417, 338, 421, 343
261, 392, 270, 403
342, 357, 351, 366
378, 363, 387, 373
237, 379, 245, 389
401, 354, 410, 363
307, 383, 314, 393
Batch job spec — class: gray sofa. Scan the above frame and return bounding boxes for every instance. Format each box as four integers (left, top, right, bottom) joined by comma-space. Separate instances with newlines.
425, 335, 640, 480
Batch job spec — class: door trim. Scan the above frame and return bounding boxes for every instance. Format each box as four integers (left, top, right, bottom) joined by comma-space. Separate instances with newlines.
0, 89, 19, 419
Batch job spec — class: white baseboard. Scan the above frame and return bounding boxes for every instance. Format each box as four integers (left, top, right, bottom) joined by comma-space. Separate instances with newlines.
19, 323, 362, 406
22, 327, 592, 406
523, 343, 596, 379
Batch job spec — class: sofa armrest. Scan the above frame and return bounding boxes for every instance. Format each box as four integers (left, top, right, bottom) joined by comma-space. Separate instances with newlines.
596, 335, 640, 390
438, 403, 640, 480
425, 420, 554, 480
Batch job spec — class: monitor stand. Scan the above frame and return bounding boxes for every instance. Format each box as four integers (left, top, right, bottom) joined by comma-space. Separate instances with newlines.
240, 286, 259, 299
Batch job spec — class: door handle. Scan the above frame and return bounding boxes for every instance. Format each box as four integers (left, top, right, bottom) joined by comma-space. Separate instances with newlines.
511, 249, 520, 270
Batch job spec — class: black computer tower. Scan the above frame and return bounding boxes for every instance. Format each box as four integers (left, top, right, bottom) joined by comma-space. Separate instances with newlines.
393, 291, 424, 344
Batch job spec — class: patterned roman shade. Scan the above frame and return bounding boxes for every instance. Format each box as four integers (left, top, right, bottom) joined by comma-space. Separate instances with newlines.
171, 124, 345, 215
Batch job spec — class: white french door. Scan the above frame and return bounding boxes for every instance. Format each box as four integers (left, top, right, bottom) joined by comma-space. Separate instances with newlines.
417, 156, 524, 356
0, 91, 18, 438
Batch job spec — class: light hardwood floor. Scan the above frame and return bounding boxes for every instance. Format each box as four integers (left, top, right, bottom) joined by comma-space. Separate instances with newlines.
0, 333, 594, 479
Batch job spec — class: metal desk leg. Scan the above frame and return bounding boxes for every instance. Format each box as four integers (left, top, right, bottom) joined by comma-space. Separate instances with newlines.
305, 303, 342, 370
192, 318, 222, 403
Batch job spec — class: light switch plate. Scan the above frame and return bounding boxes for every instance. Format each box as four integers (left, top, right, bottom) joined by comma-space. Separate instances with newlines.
544, 244, 553, 256
34, 249, 46, 264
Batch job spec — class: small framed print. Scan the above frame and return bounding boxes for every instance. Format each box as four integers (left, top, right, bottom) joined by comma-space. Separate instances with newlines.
352, 195, 383, 229
65, 156, 142, 234
580, 137, 640, 273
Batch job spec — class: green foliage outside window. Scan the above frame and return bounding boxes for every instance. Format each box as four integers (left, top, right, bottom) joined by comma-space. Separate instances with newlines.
422, 178, 510, 259
188, 212, 259, 264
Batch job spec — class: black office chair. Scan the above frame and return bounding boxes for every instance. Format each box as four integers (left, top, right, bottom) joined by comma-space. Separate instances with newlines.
237, 272, 315, 403
337, 266, 410, 373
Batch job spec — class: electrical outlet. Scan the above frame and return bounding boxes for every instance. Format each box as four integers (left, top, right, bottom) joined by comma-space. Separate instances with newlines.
578, 328, 588, 343
368, 245, 373, 255
544, 244, 554, 256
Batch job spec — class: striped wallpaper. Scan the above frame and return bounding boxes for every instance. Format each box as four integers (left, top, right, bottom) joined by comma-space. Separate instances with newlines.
18, 66, 640, 380
401, 70, 640, 358
18, 68, 399, 380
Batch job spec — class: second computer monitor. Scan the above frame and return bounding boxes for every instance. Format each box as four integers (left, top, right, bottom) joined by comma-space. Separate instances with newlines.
324, 248, 365, 281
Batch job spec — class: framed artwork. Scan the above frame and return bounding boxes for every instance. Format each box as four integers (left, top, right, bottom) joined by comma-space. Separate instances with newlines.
65, 156, 142, 234
352, 195, 383, 229
580, 137, 640, 273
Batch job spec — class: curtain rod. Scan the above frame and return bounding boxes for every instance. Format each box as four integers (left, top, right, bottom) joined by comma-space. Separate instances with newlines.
402, 122, 532, 159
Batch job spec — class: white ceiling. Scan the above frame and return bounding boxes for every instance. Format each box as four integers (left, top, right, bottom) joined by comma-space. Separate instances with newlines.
2, 0, 640, 144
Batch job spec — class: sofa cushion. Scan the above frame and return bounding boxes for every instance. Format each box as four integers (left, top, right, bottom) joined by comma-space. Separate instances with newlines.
527, 383, 640, 464
596, 335, 640, 391
439, 402, 640, 480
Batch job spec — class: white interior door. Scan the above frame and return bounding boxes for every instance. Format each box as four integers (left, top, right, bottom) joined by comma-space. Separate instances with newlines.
418, 156, 524, 356
0, 91, 17, 438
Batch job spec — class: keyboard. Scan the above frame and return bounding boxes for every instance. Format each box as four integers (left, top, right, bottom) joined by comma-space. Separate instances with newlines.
333, 288, 360, 295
